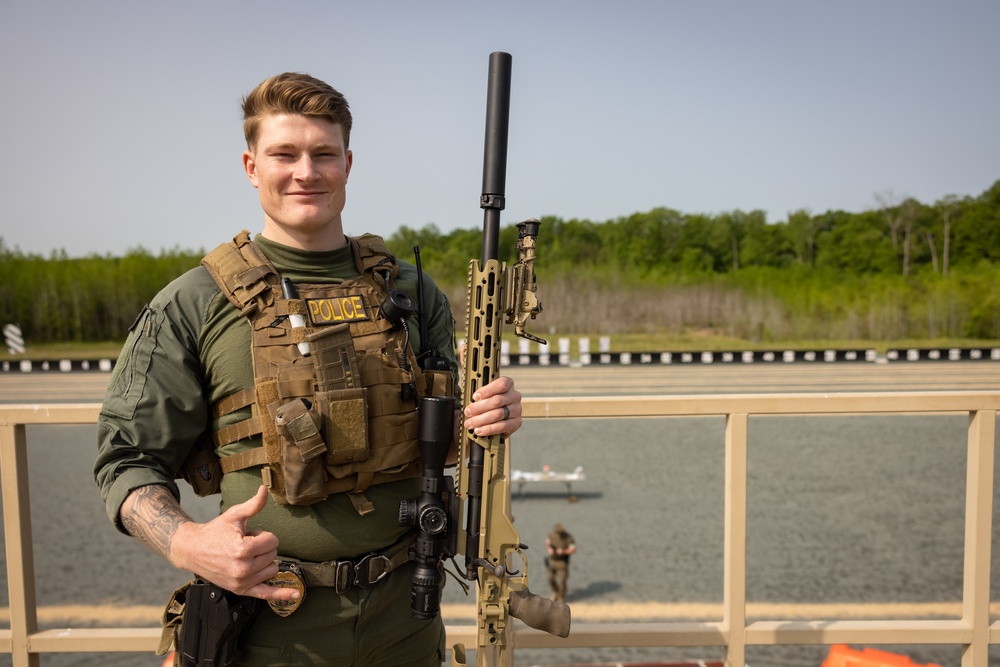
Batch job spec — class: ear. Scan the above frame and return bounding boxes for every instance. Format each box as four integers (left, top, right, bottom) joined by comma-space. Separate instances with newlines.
243, 150, 259, 188
344, 149, 353, 181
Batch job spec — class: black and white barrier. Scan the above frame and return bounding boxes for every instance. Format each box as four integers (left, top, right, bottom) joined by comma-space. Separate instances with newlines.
492, 337, 1000, 367
1, 359, 115, 373
4, 342, 1000, 373
885, 347, 1000, 362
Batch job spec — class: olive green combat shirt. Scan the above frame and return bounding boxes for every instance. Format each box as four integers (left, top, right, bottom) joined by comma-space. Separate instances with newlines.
95, 234, 458, 562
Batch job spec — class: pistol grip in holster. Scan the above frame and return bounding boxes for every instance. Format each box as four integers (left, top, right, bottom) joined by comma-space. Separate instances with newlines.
176, 580, 259, 667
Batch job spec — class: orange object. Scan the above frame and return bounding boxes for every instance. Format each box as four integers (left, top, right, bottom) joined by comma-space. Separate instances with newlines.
822, 644, 944, 667
161, 652, 174, 667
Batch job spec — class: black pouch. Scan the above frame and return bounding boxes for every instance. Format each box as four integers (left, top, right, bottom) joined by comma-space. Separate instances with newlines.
165, 579, 260, 667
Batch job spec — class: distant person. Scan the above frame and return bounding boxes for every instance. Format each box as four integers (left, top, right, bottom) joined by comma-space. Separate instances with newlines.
94, 72, 524, 666
545, 523, 576, 603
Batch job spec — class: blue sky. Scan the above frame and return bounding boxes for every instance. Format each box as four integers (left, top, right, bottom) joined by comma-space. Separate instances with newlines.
1, 1, 997, 257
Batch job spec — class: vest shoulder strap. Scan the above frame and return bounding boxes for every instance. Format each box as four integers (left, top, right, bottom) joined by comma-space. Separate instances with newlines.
350, 233, 398, 278
201, 230, 278, 317
203, 232, 396, 307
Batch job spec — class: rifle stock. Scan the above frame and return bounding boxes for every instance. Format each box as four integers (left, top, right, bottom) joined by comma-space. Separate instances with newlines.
452, 51, 569, 667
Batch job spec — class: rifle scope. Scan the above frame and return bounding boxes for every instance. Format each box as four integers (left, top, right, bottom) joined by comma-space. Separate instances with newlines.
399, 395, 458, 619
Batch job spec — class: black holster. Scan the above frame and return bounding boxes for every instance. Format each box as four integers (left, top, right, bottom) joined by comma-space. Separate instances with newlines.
174, 580, 259, 667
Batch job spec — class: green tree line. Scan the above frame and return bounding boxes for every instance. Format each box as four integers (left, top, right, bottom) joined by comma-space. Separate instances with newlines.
2, 180, 998, 346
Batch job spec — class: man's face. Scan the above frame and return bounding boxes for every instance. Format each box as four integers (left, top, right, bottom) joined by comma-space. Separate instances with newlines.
243, 113, 353, 247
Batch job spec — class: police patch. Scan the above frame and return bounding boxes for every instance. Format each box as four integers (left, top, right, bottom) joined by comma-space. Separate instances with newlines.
306, 295, 370, 325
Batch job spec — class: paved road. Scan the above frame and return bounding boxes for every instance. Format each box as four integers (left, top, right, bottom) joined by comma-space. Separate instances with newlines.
2, 360, 998, 403
508, 360, 1000, 396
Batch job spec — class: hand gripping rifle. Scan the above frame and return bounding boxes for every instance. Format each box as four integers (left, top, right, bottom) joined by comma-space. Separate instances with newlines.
451, 51, 571, 667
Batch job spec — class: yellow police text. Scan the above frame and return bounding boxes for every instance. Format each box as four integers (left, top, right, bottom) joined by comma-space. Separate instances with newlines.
307, 295, 370, 325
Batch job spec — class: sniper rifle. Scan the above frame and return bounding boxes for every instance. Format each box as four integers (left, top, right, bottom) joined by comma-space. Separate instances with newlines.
451, 51, 571, 667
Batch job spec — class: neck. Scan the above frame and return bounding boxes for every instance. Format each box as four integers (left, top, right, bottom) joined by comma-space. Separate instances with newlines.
260, 222, 348, 252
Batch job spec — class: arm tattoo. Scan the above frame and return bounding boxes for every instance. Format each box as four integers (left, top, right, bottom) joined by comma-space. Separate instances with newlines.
121, 484, 192, 560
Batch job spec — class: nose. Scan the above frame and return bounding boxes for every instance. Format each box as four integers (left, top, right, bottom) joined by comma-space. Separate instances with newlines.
293, 156, 319, 181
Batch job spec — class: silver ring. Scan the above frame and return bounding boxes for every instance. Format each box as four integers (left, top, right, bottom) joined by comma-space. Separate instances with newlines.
501, 405, 510, 421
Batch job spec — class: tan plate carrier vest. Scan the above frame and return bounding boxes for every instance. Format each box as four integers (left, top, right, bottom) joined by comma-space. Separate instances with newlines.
185, 230, 453, 514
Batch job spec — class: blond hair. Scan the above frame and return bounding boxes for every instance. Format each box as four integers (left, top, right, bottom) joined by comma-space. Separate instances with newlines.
241, 72, 352, 149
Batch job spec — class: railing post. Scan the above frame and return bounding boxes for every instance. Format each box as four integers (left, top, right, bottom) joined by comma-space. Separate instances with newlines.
961, 409, 995, 667
724, 412, 748, 667
0, 422, 40, 667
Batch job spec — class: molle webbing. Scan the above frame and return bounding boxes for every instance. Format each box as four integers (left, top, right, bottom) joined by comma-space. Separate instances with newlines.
212, 388, 255, 418
196, 230, 431, 508
211, 388, 262, 447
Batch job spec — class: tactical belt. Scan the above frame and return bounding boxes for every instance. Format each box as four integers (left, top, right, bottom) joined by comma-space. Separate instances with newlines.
277, 533, 415, 592
266, 533, 416, 617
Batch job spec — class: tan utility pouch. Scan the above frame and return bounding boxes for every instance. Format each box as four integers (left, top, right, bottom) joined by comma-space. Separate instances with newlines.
319, 387, 369, 464
272, 398, 328, 506
157, 580, 190, 658
308, 323, 371, 465
309, 323, 360, 389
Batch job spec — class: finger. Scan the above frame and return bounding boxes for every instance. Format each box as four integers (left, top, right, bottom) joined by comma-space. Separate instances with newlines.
472, 376, 514, 402
244, 580, 302, 602
236, 555, 281, 584
230, 550, 285, 593
465, 387, 520, 419
496, 402, 519, 421
249, 551, 278, 584
464, 408, 522, 437
241, 529, 281, 559
465, 393, 519, 422
469, 418, 521, 438
222, 485, 270, 526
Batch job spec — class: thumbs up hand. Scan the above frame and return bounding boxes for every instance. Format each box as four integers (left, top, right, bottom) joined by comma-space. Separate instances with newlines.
168, 485, 299, 601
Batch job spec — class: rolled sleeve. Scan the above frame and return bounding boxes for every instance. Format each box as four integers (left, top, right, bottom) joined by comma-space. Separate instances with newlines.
95, 292, 210, 533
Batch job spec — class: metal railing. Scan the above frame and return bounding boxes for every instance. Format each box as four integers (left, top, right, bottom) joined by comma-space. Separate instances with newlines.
1, 391, 997, 666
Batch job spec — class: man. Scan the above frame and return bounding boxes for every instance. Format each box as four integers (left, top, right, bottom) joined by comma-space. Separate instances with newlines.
95, 72, 523, 666
545, 523, 576, 603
